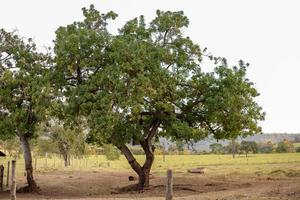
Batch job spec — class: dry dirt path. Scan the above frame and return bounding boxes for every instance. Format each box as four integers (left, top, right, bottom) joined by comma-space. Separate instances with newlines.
0, 170, 299, 200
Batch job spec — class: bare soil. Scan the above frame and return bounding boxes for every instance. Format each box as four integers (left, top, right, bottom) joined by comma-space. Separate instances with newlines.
0, 170, 299, 200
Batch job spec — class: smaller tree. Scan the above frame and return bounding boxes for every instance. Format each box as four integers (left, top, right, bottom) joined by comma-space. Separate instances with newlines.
240, 141, 258, 157
276, 140, 295, 153
209, 143, 224, 154
0, 138, 21, 158
225, 139, 240, 158
103, 144, 120, 160
175, 140, 185, 154
258, 141, 274, 153
38, 120, 86, 166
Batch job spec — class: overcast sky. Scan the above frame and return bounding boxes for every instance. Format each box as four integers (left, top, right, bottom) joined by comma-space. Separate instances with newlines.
1, 0, 299, 133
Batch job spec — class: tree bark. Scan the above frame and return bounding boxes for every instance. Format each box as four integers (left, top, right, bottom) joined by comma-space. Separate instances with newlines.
118, 120, 160, 190
61, 152, 70, 167
19, 134, 38, 192
231, 139, 236, 159
118, 145, 145, 189
58, 141, 70, 167
140, 140, 155, 187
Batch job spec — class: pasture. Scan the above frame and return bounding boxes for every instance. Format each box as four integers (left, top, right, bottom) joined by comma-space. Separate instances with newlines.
0, 153, 300, 199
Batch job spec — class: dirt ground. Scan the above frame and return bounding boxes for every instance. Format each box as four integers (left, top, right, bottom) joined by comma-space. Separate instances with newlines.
0, 170, 299, 200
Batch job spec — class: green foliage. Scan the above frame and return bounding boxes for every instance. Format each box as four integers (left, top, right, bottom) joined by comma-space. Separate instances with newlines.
51, 5, 264, 150
37, 120, 87, 156
175, 140, 185, 152
224, 140, 241, 154
103, 144, 120, 160
296, 146, 300, 153
0, 29, 49, 140
276, 140, 295, 153
209, 143, 224, 154
258, 141, 274, 153
36, 138, 59, 155
240, 141, 258, 155
0, 138, 21, 157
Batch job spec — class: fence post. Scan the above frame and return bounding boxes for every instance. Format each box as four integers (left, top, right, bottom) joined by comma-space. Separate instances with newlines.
0, 165, 4, 191
11, 160, 16, 200
166, 169, 173, 200
7, 161, 10, 187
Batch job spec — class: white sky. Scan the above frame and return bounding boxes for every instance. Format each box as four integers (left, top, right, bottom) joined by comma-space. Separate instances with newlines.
1, 0, 299, 133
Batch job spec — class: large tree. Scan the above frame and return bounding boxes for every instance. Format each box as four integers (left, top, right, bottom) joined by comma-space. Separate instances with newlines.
52, 5, 265, 189
0, 29, 49, 192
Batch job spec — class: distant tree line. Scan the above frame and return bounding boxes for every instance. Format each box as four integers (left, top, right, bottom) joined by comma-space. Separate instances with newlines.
209, 139, 300, 156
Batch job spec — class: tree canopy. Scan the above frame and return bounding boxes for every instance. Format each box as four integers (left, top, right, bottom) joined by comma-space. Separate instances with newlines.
50, 5, 265, 189
0, 29, 50, 191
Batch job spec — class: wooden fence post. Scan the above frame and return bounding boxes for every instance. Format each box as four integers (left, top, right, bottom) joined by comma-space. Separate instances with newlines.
11, 160, 16, 200
7, 161, 10, 187
166, 169, 173, 200
0, 165, 4, 191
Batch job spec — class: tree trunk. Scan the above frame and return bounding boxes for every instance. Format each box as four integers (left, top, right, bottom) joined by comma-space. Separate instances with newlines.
140, 140, 155, 188
62, 153, 69, 167
19, 135, 38, 192
119, 144, 154, 190
232, 139, 236, 159
119, 120, 159, 190
58, 142, 70, 167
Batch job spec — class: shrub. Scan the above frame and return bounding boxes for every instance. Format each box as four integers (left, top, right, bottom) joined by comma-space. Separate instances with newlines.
276, 140, 295, 153
103, 144, 120, 160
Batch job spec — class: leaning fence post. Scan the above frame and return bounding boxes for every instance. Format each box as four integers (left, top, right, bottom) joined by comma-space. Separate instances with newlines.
11, 160, 16, 200
7, 161, 10, 187
166, 169, 173, 200
0, 165, 4, 191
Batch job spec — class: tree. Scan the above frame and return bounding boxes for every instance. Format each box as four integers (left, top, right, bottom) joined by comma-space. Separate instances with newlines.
38, 120, 86, 166
0, 138, 21, 157
175, 140, 185, 154
209, 143, 224, 154
0, 29, 49, 192
51, 5, 264, 190
276, 140, 295, 153
240, 141, 258, 157
258, 141, 274, 153
103, 144, 120, 160
230, 139, 238, 158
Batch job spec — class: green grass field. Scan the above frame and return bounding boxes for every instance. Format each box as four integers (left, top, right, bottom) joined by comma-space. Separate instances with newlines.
1, 153, 300, 200
1, 153, 300, 177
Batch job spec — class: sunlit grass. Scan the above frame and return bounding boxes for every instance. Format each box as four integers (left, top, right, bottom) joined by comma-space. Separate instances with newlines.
1, 153, 299, 177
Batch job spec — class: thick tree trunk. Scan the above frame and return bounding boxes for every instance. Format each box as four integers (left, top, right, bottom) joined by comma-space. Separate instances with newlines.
58, 142, 70, 167
140, 140, 155, 188
119, 144, 156, 190
119, 120, 159, 190
19, 135, 38, 192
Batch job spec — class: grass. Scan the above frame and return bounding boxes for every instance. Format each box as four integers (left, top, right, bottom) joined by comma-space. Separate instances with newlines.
1, 153, 300, 177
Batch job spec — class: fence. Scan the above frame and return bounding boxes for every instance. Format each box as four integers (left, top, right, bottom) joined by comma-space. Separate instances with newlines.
0, 160, 16, 200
